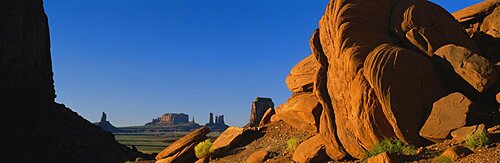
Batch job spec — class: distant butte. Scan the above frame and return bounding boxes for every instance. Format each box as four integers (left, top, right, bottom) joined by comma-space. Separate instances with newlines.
205, 112, 229, 132
94, 112, 123, 133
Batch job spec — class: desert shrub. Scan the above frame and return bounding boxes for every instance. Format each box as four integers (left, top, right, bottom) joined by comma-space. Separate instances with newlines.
268, 151, 280, 158
195, 139, 212, 159
287, 137, 299, 151
465, 129, 489, 149
366, 138, 416, 157
433, 155, 453, 163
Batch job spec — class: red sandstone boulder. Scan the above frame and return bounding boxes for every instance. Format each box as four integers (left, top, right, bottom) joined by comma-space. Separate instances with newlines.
245, 150, 269, 163
420, 93, 471, 142
292, 135, 328, 163
434, 44, 497, 93
210, 127, 259, 155
156, 143, 197, 163
285, 54, 319, 93
273, 92, 322, 133
156, 127, 210, 161
258, 108, 275, 126
364, 44, 448, 145
391, 0, 480, 56
451, 124, 486, 143
453, 0, 500, 60
453, 0, 500, 36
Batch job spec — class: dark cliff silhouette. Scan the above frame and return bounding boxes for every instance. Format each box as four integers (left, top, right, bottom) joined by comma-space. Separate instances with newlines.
0, 0, 146, 162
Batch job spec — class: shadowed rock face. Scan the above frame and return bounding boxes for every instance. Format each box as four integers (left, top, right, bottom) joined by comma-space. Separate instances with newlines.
278, 0, 500, 160
247, 97, 274, 127
0, 0, 145, 162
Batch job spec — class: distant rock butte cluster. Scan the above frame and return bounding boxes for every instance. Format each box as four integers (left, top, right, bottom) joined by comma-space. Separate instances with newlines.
95, 111, 229, 133
156, 0, 500, 162
205, 113, 229, 132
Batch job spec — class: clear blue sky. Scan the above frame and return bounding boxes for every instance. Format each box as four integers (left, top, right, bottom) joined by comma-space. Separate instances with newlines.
43, 0, 482, 127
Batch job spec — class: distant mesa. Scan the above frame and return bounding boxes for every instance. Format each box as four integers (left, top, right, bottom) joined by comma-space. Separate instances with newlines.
145, 113, 190, 126
205, 112, 229, 132
94, 112, 123, 133
119, 112, 229, 132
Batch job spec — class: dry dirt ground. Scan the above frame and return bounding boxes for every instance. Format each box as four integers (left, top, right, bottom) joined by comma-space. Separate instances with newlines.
209, 122, 500, 163
210, 121, 314, 163
132, 122, 500, 162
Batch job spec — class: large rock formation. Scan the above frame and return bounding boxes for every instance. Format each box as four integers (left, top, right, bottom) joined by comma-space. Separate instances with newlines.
205, 112, 229, 131
146, 113, 189, 125
95, 112, 123, 133
453, 0, 500, 61
275, 0, 500, 160
247, 97, 274, 127
0, 1, 145, 162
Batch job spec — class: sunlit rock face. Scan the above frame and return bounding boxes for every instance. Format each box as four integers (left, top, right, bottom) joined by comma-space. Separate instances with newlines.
146, 113, 190, 125
278, 0, 500, 160
0, 1, 145, 162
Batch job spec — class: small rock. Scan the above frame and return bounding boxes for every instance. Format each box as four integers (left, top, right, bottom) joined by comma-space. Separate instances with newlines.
487, 125, 500, 134
245, 150, 269, 163
451, 124, 486, 143
420, 92, 471, 142
433, 146, 473, 162
415, 147, 425, 155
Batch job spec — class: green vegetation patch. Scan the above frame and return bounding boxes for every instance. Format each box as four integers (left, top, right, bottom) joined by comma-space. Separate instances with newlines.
366, 138, 416, 158
195, 139, 213, 159
465, 129, 490, 149
287, 137, 300, 151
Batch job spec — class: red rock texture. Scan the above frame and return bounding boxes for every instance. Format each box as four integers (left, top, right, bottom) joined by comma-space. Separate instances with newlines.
278, 0, 500, 160
156, 127, 210, 161
245, 150, 269, 163
292, 134, 328, 163
419, 93, 472, 142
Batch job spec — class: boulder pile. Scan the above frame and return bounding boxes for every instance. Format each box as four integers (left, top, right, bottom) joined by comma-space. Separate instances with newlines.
162, 0, 499, 162
272, 0, 500, 160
